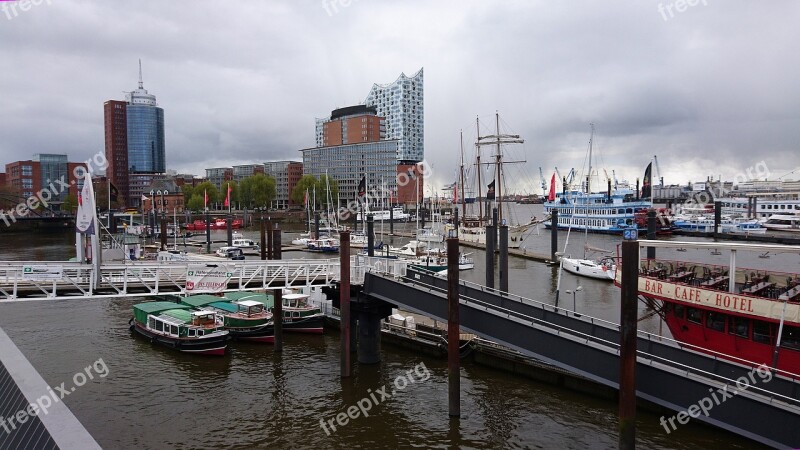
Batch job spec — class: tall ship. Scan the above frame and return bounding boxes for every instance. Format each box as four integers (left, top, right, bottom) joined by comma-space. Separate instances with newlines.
616, 243, 800, 375
542, 125, 652, 234
456, 113, 537, 248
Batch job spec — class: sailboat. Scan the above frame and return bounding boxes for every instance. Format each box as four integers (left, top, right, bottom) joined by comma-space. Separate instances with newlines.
458, 113, 537, 248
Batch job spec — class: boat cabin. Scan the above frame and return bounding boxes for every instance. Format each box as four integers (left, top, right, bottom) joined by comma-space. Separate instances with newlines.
236, 299, 266, 317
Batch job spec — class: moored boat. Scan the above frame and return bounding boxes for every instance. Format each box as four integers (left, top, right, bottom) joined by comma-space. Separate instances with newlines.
130, 301, 229, 356
225, 291, 325, 334
180, 294, 274, 343
561, 256, 616, 281
616, 248, 800, 375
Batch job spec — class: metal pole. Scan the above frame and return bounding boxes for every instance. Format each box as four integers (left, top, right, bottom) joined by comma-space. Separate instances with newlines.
485, 222, 495, 289
447, 237, 460, 417
499, 225, 509, 292
273, 288, 283, 352
260, 217, 266, 260
550, 209, 559, 262
340, 231, 351, 378
647, 209, 656, 259
619, 240, 639, 449
367, 215, 375, 257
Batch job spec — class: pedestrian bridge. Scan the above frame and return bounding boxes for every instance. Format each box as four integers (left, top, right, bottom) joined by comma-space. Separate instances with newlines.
362, 267, 800, 449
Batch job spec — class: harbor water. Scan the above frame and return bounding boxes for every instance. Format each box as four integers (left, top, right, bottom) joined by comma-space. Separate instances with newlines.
0, 204, 779, 449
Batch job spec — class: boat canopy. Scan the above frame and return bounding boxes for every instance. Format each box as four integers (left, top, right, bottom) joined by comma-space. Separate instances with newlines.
180, 294, 224, 308
161, 309, 193, 322
133, 301, 191, 324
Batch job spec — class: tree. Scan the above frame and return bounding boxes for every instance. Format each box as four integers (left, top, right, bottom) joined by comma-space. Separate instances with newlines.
240, 173, 276, 210
62, 194, 78, 213
182, 184, 195, 203
291, 175, 318, 208
220, 180, 238, 209
192, 181, 218, 209
187, 193, 204, 212
317, 174, 339, 209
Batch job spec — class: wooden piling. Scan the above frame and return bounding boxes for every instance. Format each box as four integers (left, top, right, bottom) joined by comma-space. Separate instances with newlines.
619, 240, 639, 449
340, 231, 351, 378
273, 288, 283, 352
447, 237, 461, 417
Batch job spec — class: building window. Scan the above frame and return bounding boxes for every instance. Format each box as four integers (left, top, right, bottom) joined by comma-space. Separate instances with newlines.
22, 166, 32, 176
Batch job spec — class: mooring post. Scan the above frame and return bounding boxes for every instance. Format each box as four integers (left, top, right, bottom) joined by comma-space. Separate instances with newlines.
226, 213, 233, 247
499, 225, 509, 293
314, 212, 321, 239
389, 206, 394, 235
260, 217, 266, 260
550, 209, 558, 263
714, 201, 722, 238
340, 231, 351, 377
492, 207, 498, 251
752, 197, 758, 220
619, 239, 639, 449
267, 220, 273, 260
453, 209, 459, 238
367, 215, 375, 257
109, 211, 116, 234
205, 211, 211, 254
647, 209, 656, 260
485, 222, 495, 289
160, 219, 167, 250
273, 288, 283, 352
447, 237, 461, 417
272, 225, 282, 260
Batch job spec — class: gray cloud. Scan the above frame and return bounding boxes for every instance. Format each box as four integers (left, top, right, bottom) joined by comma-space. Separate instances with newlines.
1, 0, 798, 193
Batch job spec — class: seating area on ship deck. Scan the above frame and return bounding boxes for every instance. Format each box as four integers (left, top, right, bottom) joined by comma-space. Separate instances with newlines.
640, 259, 800, 302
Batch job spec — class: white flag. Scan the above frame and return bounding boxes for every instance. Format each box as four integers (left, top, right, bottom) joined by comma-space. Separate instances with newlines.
75, 173, 96, 235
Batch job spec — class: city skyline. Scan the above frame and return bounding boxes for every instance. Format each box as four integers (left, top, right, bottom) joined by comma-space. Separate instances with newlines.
1, 1, 800, 194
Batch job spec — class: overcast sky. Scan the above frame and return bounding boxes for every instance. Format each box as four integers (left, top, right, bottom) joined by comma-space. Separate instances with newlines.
2, 0, 799, 195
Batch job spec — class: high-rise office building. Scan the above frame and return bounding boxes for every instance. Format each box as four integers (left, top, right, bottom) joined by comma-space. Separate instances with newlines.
104, 61, 165, 208
364, 68, 424, 163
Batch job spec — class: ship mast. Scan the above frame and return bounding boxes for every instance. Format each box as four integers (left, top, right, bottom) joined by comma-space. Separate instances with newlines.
460, 130, 467, 221
476, 116, 483, 222
476, 112, 525, 225
587, 123, 594, 194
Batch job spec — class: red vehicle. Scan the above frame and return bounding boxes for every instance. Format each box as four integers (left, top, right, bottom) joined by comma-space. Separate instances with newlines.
616, 246, 800, 376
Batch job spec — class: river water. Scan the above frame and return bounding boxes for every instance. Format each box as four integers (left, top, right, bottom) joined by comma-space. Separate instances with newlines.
0, 204, 775, 449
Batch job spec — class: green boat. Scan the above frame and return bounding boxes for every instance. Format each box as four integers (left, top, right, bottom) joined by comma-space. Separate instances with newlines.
225, 291, 324, 334
130, 301, 229, 356
180, 294, 275, 343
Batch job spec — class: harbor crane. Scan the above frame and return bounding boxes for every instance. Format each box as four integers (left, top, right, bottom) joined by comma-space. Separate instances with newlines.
653, 155, 664, 187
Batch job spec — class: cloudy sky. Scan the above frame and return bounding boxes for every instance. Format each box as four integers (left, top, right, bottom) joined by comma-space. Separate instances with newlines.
2, 0, 799, 194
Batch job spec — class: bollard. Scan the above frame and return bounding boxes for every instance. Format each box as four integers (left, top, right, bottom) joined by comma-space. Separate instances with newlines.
367, 215, 375, 257
340, 231, 351, 378
619, 240, 639, 449
205, 211, 211, 254
499, 225, 509, 293
647, 209, 656, 259
260, 217, 266, 260
550, 209, 558, 263
485, 223, 495, 289
273, 288, 283, 352
447, 237, 461, 417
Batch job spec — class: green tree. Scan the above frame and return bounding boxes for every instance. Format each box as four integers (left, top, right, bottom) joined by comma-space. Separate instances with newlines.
240, 173, 276, 210
192, 181, 218, 209
182, 184, 195, 203
291, 175, 319, 208
187, 193, 204, 212
62, 193, 78, 213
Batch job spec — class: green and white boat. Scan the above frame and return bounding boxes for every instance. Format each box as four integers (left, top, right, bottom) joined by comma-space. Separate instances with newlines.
225, 291, 325, 334
180, 294, 275, 343
130, 301, 229, 356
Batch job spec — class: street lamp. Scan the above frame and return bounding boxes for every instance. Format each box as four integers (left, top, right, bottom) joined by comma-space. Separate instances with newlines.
565, 285, 583, 315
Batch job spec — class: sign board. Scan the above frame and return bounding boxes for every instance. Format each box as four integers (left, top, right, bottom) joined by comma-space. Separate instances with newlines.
623, 229, 638, 241
22, 265, 63, 281
185, 264, 234, 293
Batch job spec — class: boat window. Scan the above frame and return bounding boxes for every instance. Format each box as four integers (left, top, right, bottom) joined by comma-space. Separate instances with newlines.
188, 329, 196, 337
155, 320, 164, 332
170, 325, 179, 336
148, 317, 155, 329
753, 321, 775, 344
673, 304, 685, 319
197, 329, 204, 336
687, 307, 702, 324
728, 316, 749, 338
705, 312, 726, 332
781, 326, 800, 351
781, 205, 786, 210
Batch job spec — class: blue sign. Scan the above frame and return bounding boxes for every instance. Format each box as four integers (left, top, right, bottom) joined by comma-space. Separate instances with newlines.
623, 229, 638, 241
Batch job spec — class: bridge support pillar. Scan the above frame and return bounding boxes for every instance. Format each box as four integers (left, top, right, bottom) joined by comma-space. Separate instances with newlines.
357, 310, 381, 364
273, 288, 283, 352
340, 231, 351, 377
447, 238, 461, 417
619, 240, 639, 449
499, 225, 508, 292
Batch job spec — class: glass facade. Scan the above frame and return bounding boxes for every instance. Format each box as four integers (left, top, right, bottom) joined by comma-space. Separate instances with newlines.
364, 68, 424, 163
126, 105, 165, 173
302, 140, 399, 205
33, 154, 68, 201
